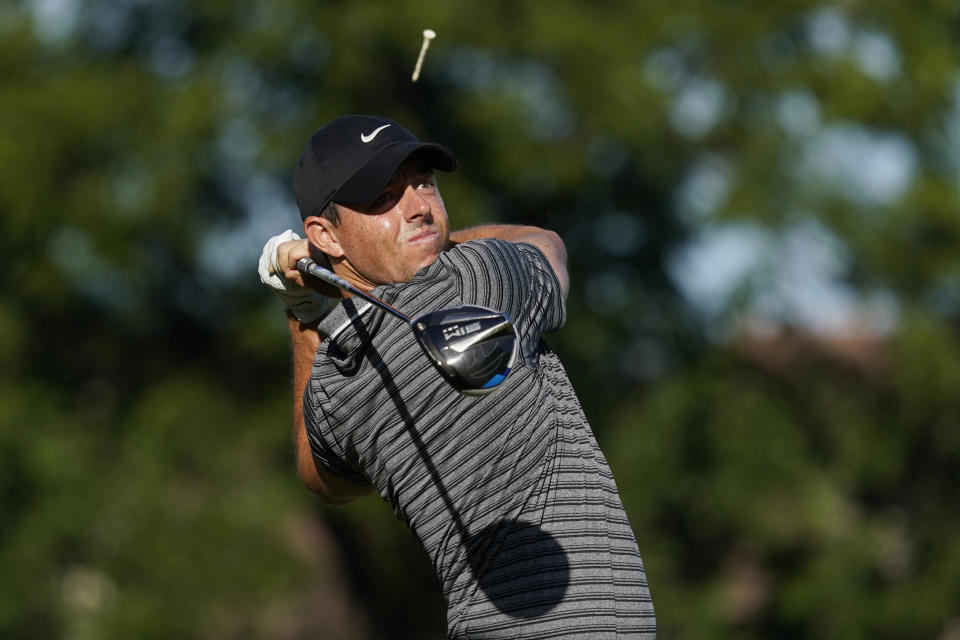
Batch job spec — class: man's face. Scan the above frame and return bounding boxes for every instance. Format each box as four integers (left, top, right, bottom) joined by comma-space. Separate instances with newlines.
322, 157, 450, 289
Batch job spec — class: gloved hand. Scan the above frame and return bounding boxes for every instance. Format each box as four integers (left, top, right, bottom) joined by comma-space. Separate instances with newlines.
258, 230, 337, 324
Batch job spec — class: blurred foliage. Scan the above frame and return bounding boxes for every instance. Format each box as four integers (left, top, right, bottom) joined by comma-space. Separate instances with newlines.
1, 0, 959, 638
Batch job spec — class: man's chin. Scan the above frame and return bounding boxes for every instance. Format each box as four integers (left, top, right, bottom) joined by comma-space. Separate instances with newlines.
400, 233, 447, 278
405, 250, 442, 279
416, 252, 442, 272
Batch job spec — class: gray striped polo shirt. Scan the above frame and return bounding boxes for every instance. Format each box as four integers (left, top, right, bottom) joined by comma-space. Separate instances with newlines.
306, 239, 655, 638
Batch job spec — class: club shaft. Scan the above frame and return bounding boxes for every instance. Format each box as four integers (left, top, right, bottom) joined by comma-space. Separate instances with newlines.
296, 258, 412, 323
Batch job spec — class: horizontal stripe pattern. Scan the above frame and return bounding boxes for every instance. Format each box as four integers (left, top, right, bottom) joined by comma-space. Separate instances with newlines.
308, 240, 654, 638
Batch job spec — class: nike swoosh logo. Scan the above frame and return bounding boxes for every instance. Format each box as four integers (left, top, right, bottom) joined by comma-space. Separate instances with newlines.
360, 124, 391, 143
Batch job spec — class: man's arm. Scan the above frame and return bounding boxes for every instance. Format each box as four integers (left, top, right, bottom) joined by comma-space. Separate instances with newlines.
289, 313, 372, 505
449, 224, 569, 298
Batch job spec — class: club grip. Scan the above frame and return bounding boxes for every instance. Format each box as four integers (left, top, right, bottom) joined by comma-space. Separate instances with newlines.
296, 257, 352, 291
295, 257, 317, 273
296, 258, 412, 323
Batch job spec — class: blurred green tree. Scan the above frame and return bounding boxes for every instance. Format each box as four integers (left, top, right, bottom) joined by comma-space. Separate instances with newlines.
1, 0, 958, 638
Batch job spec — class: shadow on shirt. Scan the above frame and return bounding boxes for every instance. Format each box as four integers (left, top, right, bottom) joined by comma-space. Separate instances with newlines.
465, 519, 570, 618
362, 337, 570, 618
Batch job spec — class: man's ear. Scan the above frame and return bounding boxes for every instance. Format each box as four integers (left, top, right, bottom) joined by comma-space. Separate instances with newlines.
304, 215, 344, 258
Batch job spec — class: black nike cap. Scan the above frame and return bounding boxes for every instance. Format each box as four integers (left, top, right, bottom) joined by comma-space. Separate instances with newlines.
293, 115, 458, 220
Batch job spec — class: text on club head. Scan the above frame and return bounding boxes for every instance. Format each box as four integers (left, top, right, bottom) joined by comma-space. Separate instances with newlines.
442, 321, 482, 341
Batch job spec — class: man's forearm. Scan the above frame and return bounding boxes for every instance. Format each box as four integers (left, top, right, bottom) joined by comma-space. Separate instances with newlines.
450, 224, 545, 245
289, 313, 323, 493
288, 313, 371, 503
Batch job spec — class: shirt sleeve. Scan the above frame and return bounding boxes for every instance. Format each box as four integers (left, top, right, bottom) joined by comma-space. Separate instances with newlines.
302, 384, 368, 484
446, 238, 567, 352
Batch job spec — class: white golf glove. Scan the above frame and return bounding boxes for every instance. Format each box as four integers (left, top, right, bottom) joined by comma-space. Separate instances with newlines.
258, 230, 337, 324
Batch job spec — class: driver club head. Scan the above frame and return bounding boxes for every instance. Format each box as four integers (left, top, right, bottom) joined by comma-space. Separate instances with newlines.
411, 305, 519, 396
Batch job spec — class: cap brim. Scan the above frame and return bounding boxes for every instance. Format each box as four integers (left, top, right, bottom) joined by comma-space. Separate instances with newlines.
333, 142, 457, 206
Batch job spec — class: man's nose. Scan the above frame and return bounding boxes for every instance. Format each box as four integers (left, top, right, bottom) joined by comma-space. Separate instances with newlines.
400, 185, 431, 221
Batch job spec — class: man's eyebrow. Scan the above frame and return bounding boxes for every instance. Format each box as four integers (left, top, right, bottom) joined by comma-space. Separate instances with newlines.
412, 159, 433, 171
391, 163, 434, 183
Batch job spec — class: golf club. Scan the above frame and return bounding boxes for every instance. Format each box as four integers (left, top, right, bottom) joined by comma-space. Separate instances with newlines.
296, 257, 518, 395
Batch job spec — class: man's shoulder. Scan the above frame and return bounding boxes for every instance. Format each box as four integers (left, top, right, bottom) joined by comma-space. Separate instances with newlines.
442, 238, 554, 283
390, 237, 547, 302
441, 237, 541, 266
447, 236, 511, 253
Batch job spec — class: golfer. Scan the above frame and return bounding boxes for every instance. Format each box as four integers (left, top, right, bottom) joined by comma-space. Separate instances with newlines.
259, 115, 655, 638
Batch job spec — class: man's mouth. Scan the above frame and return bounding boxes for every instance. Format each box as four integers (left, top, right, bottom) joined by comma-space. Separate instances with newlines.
406, 228, 439, 244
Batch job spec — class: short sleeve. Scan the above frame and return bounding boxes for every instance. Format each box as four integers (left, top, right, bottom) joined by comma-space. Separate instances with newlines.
302, 383, 368, 484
